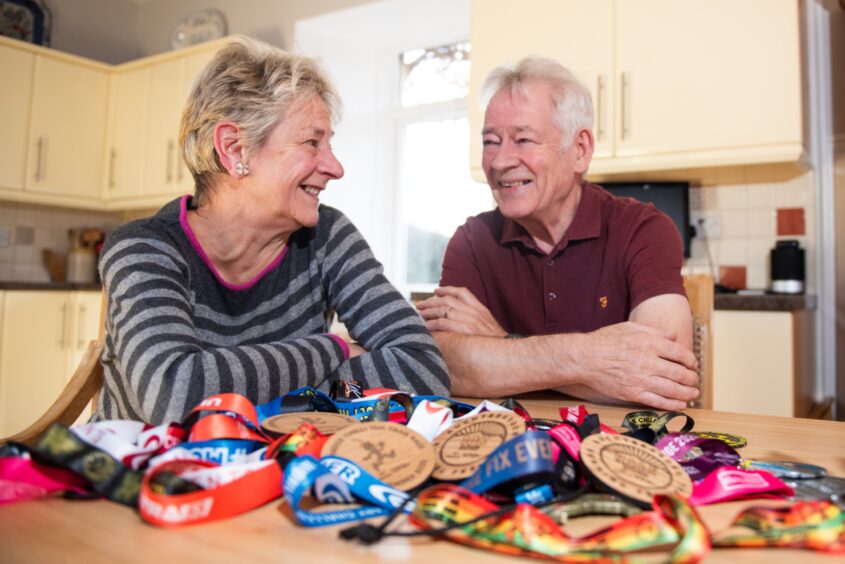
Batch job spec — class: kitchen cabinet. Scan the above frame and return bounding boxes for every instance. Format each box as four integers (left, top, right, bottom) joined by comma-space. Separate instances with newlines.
0, 47, 34, 192
104, 67, 150, 201
144, 48, 217, 199
469, 0, 803, 180
0, 290, 101, 437
0, 35, 227, 211
26, 56, 109, 202
711, 309, 811, 418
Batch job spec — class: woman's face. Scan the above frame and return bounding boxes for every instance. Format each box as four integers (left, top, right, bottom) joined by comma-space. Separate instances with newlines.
247, 95, 344, 230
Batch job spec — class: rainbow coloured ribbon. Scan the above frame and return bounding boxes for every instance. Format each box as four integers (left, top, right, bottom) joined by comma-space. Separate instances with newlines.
712, 500, 845, 553
410, 484, 711, 563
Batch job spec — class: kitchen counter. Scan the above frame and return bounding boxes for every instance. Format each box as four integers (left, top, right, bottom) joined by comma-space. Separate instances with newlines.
714, 293, 816, 312
0, 281, 102, 292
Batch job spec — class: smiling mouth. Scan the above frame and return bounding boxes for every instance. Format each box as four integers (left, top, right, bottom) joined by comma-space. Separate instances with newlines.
498, 180, 532, 188
301, 185, 322, 196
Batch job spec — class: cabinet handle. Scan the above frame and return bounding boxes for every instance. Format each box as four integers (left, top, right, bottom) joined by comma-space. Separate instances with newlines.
77, 304, 87, 349
166, 140, 174, 183
177, 147, 184, 182
620, 72, 630, 140
109, 149, 117, 189
596, 75, 605, 141
59, 302, 67, 348
34, 137, 45, 182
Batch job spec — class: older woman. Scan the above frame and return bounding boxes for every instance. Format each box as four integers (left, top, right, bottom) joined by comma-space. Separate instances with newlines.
95, 37, 449, 424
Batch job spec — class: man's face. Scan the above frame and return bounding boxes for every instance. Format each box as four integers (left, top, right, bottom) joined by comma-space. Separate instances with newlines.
481, 82, 582, 231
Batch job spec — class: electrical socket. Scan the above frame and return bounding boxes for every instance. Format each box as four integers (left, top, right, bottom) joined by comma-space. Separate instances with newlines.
0, 227, 12, 248
692, 214, 721, 239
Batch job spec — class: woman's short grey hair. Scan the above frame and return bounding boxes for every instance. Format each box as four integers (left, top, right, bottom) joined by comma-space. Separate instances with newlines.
180, 35, 341, 204
480, 56, 593, 149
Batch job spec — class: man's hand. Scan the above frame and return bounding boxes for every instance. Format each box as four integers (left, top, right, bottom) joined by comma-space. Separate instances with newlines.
417, 286, 507, 337
565, 322, 699, 410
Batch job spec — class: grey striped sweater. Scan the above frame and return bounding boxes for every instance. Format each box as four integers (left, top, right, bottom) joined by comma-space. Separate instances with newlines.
94, 197, 449, 424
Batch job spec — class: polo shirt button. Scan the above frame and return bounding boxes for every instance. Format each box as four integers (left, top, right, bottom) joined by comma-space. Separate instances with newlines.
548, 292, 557, 301
547, 259, 555, 266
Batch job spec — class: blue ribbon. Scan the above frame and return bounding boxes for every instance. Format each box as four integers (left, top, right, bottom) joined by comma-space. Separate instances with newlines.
459, 431, 555, 497
178, 439, 265, 464
283, 455, 410, 527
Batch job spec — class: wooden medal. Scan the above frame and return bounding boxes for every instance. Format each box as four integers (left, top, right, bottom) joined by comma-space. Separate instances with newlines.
261, 412, 358, 436
580, 433, 693, 507
431, 410, 526, 480
321, 422, 435, 490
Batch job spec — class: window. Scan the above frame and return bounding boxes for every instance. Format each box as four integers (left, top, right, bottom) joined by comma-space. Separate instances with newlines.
396, 42, 491, 295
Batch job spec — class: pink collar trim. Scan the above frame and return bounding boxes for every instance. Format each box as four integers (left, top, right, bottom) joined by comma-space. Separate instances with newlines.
179, 195, 288, 291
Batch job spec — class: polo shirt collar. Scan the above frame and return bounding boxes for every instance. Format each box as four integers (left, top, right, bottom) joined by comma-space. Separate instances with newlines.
500, 182, 602, 252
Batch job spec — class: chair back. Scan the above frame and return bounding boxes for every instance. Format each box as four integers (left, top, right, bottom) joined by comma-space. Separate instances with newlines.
683, 274, 714, 409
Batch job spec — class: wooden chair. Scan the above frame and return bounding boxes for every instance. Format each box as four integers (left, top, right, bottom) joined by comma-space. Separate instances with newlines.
683, 274, 714, 409
1, 293, 106, 446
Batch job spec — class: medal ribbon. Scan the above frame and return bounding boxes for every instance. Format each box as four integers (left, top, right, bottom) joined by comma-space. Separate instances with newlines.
712, 500, 845, 553
410, 484, 710, 562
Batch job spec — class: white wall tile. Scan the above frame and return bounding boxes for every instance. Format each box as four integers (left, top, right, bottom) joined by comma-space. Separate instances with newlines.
720, 210, 748, 238
747, 209, 775, 237
716, 239, 747, 265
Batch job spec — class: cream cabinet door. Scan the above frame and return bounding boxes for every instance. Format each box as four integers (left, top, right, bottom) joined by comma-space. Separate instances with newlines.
144, 59, 185, 198
26, 57, 109, 200
0, 46, 33, 192
172, 49, 219, 197
614, 0, 801, 159
66, 291, 103, 379
0, 291, 70, 437
469, 0, 613, 181
105, 67, 150, 201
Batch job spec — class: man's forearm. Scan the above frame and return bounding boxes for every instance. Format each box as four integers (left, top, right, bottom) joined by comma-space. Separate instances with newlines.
432, 331, 585, 397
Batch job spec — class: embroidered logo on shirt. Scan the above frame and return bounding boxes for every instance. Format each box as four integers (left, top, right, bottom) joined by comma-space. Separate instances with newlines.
599, 296, 608, 308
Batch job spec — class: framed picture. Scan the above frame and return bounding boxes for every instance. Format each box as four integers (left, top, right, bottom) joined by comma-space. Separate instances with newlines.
0, 0, 52, 46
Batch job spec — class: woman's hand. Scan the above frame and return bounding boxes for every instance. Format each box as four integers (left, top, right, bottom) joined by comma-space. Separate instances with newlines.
348, 342, 367, 358
417, 286, 507, 337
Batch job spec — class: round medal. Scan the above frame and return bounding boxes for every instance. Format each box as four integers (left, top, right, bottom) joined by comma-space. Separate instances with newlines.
321, 422, 435, 490
261, 412, 358, 436
431, 410, 526, 480
580, 433, 693, 507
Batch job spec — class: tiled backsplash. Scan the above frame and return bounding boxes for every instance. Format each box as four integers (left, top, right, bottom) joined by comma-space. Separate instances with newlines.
0, 202, 125, 282
684, 164, 815, 291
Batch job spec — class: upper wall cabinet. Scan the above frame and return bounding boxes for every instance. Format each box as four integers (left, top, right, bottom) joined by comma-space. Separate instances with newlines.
0, 47, 34, 192
469, 0, 803, 180
103, 42, 222, 209
105, 67, 150, 201
27, 57, 109, 202
0, 37, 110, 207
0, 35, 228, 211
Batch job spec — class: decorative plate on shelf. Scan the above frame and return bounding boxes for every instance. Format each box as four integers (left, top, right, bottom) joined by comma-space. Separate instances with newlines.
0, 0, 52, 46
170, 8, 227, 50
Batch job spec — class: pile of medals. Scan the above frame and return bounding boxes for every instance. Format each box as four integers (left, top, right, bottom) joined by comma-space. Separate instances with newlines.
1, 384, 843, 561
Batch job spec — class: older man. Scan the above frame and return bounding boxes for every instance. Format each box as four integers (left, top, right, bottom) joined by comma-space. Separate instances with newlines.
417, 57, 698, 410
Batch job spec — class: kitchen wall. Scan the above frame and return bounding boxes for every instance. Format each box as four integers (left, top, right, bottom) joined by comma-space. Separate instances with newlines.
49, 0, 377, 64
686, 166, 816, 291
49, 0, 142, 64
0, 202, 123, 282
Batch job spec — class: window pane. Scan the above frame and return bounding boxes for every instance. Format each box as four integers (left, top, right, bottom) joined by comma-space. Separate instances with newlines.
401, 117, 491, 285
400, 42, 471, 107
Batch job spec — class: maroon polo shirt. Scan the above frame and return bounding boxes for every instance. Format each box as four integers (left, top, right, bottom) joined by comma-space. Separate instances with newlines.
440, 182, 685, 335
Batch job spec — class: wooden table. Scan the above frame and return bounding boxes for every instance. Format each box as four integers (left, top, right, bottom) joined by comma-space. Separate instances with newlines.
1, 396, 843, 563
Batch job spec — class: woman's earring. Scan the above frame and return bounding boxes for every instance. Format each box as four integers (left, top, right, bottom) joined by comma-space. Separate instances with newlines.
235, 162, 250, 177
